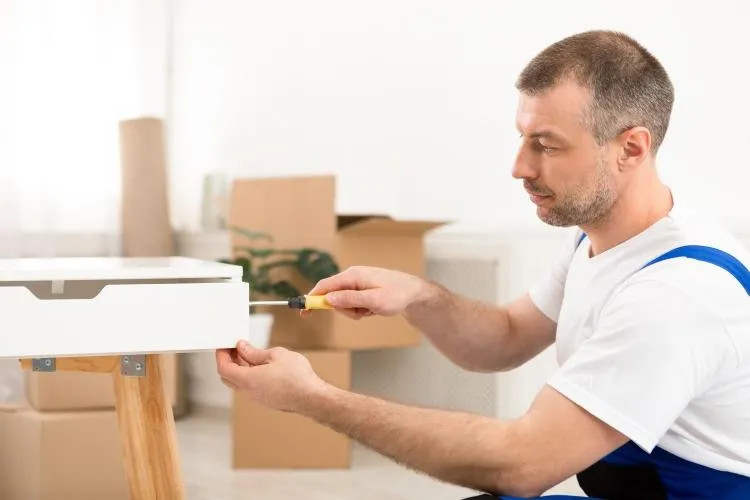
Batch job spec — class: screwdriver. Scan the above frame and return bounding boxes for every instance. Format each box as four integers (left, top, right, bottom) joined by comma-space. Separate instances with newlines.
248, 294, 333, 310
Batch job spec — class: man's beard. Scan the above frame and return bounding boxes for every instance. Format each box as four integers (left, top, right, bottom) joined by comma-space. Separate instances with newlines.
532, 157, 617, 228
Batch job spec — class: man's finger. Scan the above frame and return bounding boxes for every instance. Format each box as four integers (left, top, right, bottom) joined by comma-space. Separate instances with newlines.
337, 307, 370, 320
236, 341, 272, 366
234, 349, 251, 367
216, 348, 246, 381
325, 288, 379, 310
308, 268, 361, 295
221, 377, 240, 390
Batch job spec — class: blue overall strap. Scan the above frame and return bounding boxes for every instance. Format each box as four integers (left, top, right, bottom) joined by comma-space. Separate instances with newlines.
575, 232, 587, 249
465, 494, 595, 500
576, 233, 749, 295
641, 244, 750, 295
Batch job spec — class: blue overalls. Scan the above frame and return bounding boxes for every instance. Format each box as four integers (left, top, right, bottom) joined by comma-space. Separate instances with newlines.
464, 240, 750, 500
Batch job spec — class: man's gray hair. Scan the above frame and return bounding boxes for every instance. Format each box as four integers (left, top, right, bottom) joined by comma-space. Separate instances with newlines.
516, 30, 675, 153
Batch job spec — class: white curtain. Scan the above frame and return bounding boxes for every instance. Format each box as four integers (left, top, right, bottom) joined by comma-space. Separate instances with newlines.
0, 0, 168, 253
0, 0, 169, 401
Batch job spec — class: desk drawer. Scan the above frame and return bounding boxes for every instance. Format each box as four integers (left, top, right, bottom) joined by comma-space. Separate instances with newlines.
0, 279, 249, 358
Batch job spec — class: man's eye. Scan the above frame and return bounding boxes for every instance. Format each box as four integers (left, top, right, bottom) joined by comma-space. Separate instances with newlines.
532, 141, 556, 153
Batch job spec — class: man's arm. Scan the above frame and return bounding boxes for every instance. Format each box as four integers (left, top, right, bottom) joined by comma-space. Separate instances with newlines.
405, 283, 557, 372
310, 266, 559, 373
297, 381, 627, 497
401, 231, 577, 373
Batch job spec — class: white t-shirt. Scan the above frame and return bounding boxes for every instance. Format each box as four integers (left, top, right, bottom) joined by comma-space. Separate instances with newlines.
529, 193, 750, 476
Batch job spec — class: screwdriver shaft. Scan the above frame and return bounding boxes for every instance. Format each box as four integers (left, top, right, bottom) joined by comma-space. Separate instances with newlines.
247, 295, 332, 310
248, 300, 288, 306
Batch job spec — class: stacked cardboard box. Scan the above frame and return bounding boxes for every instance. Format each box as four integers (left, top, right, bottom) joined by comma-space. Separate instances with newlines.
0, 116, 188, 497
0, 355, 178, 500
233, 350, 352, 468
0, 404, 129, 500
228, 175, 446, 468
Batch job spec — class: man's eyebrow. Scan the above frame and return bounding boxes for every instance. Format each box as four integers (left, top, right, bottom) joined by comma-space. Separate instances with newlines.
519, 129, 566, 142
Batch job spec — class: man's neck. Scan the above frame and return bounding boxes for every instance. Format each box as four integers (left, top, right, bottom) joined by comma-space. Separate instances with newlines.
581, 178, 673, 257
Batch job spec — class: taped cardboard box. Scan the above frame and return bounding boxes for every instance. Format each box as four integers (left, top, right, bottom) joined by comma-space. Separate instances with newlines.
0, 404, 129, 500
232, 349, 351, 468
24, 353, 183, 413
228, 175, 447, 350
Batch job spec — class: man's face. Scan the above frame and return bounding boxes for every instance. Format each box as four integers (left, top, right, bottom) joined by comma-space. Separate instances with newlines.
512, 81, 619, 228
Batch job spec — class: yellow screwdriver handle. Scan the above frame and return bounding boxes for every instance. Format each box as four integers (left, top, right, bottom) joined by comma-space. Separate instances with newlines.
304, 294, 333, 310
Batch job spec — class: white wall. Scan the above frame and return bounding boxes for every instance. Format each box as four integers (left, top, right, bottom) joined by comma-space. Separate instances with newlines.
169, 0, 749, 235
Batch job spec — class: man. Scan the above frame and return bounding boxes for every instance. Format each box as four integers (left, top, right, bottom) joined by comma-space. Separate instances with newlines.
217, 30, 750, 499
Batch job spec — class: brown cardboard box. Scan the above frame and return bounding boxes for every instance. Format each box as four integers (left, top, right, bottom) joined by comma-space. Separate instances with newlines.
25, 353, 181, 413
0, 405, 129, 500
232, 349, 351, 468
228, 175, 447, 350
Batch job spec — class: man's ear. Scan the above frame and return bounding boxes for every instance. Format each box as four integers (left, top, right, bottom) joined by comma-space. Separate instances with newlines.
617, 126, 651, 170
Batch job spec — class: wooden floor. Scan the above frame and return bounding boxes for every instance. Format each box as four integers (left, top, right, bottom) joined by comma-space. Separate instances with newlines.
176, 410, 583, 499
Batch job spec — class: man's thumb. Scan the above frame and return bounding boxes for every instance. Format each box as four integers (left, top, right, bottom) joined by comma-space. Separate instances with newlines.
236, 341, 271, 365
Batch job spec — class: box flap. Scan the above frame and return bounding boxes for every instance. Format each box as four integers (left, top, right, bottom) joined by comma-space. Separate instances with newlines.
0, 403, 29, 414
337, 215, 447, 236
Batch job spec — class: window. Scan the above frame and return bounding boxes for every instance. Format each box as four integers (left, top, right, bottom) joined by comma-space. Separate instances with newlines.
0, 0, 168, 239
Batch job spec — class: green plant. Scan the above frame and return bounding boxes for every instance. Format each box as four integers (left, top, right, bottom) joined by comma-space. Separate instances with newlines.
219, 226, 340, 313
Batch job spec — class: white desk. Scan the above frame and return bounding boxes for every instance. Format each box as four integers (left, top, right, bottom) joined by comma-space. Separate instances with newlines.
0, 256, 249, 499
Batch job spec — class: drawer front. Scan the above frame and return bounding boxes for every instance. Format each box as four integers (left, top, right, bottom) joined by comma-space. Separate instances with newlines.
0, 281, 249, 358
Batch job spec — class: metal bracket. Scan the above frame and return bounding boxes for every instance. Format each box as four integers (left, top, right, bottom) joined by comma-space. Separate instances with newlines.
32, 358, 56, 372
120, 355, 146, 377
51, 280, 65, 295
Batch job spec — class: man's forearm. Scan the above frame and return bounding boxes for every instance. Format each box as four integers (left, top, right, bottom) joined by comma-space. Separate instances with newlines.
404, 281, 515, 371
298, 383, 527, 496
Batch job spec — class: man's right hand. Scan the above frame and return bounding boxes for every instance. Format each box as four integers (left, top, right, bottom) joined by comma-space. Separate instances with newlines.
304, 266, 430, 320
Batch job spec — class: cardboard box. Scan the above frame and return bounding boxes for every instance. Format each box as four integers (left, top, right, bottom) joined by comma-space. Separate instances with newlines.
232, 349, 351, 469
228, 175, 446, 350
0, 405, 129, 500
25, 353, 182, 413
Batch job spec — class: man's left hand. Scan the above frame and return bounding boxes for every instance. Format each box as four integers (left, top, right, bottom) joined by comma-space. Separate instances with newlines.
216, 341, 329, 412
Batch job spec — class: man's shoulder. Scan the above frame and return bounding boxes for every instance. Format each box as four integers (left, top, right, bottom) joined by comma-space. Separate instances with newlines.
585, 208, 748, 323
639, 210, 750, 289
612, 218, 749, 341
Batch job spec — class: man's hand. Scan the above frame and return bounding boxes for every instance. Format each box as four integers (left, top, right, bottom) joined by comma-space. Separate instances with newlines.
216, 341, 329, 413
304, 265, 429, 319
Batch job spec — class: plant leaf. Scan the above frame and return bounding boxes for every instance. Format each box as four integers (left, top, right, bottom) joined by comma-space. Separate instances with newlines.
270, 280, 301, 298
224, 256, 252, 283
250, 280, 274, 296
295, 248, 340, 282
233, 247, 276, 259
216, 230, 341, 304
229, 226, 274, 243
256, 259, 299, 272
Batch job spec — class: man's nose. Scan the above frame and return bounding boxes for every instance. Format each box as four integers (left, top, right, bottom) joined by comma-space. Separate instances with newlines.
511, 147, 538, 180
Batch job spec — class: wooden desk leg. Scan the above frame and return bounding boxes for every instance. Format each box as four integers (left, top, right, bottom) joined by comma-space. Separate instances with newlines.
112, 354, 185, 500
20, 354, 185, 499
